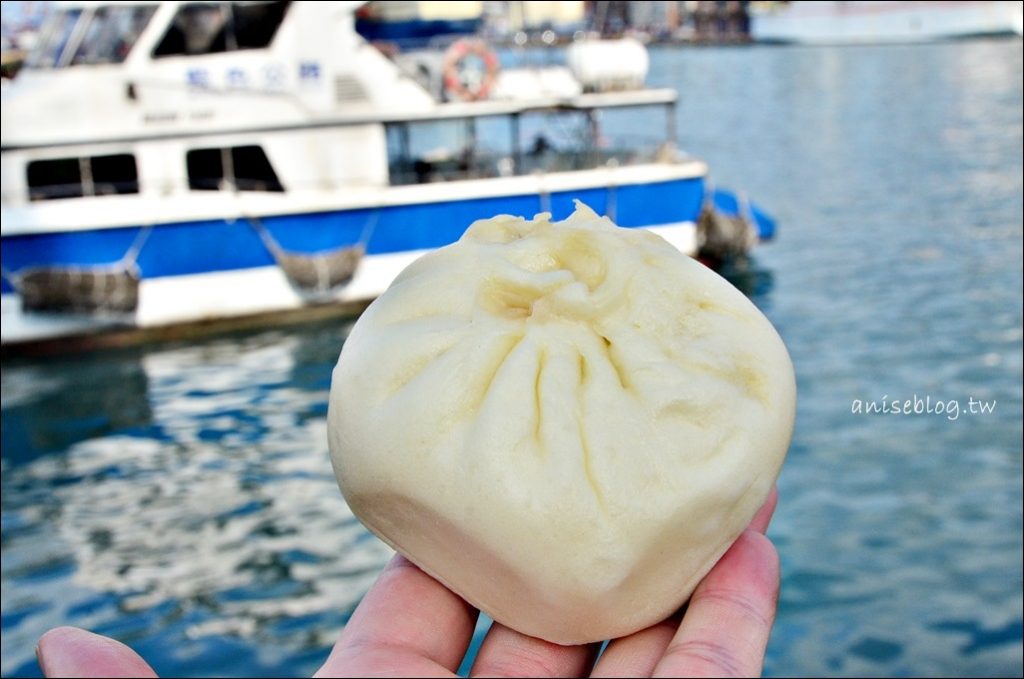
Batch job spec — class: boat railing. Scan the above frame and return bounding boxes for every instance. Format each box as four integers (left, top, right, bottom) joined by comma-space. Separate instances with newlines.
387, 129, 667, 187
387, 142, 665, 186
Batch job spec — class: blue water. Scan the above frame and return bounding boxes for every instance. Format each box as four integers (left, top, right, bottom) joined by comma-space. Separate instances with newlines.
2, 39, 1022, 677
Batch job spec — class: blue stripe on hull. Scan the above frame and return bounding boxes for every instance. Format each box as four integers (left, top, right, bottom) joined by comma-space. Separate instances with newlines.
1, 178, 704, 294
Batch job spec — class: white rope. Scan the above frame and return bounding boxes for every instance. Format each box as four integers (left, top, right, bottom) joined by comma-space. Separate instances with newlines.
120, 225, 153, 270
246, 212, 373, 293
355, 211, 380, 250
537, 171, 551, 215
606, 159, 618, 222
1, 266, 20, 293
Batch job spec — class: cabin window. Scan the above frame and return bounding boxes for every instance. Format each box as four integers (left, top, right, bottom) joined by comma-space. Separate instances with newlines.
186, 145, 284, 192
26, 6, 156, 69
91, 154, 141, 195
27, 154, 139, 201
25, 9, 83, 68
154, 1, 291, 57
70, 5, 158, 66
232, 2, 291, 49
27, 159, 82, 200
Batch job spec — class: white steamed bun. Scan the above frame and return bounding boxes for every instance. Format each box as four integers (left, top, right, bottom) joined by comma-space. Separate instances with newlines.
328, 202, 795, 644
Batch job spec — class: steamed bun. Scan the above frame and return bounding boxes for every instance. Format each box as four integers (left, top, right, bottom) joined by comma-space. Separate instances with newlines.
328, 202, 795, 644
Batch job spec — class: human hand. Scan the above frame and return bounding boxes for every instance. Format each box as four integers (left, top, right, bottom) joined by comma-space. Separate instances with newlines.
37, 489, 779, 678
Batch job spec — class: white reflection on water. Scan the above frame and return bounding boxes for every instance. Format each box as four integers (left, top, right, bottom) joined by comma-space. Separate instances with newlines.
1, 326, 393, 677
55, 430, 388, 618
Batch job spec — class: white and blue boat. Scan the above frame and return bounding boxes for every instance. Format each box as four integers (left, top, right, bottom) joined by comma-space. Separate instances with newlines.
353, 0, 482, 49
1, 0, 774, 350
751, 0, 1024, 44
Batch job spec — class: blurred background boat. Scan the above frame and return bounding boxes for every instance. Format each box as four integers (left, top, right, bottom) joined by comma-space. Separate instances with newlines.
353, 0, 485, 48
751, 0, 1024, 45
0, 0, 774, 352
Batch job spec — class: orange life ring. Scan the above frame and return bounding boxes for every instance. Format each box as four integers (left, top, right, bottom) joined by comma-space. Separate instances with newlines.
442, 39, 499, 101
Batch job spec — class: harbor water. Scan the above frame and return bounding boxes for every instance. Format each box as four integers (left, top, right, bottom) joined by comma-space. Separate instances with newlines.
2, 39, 1022, 677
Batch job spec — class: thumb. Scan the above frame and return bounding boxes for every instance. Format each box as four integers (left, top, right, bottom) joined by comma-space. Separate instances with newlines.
37, 627, 158, 678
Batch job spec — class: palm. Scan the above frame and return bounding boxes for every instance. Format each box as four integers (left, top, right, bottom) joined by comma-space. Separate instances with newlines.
38, 491, 779, 678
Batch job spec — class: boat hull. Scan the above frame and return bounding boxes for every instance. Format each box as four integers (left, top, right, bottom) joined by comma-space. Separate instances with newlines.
2, 172, 706, 347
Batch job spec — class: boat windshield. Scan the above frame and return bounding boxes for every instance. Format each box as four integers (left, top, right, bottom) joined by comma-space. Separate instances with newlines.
26, 5, 157, 69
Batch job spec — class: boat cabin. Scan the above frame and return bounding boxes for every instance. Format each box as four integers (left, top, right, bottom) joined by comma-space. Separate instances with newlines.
3, 2, 679, 210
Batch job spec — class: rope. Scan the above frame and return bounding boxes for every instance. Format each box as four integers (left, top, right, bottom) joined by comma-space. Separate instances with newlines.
1, 266, 19, 293
737, 190, 758, 249
1, 224, 151, 295
120, 225, 153, 270
606, 159, 619, 222
702, 178, 716, 211
249, 214, 287, 260
538, 173, 551, 215
246, 212, 377, 294
355, 211, 380, 250
248, 211, 379, 258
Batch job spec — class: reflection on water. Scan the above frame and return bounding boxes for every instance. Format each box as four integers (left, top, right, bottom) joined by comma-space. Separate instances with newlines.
2, 351, 152, 464
1, 326, 393, 677
2, 39, 1023, 678
715, 258, 775, 300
